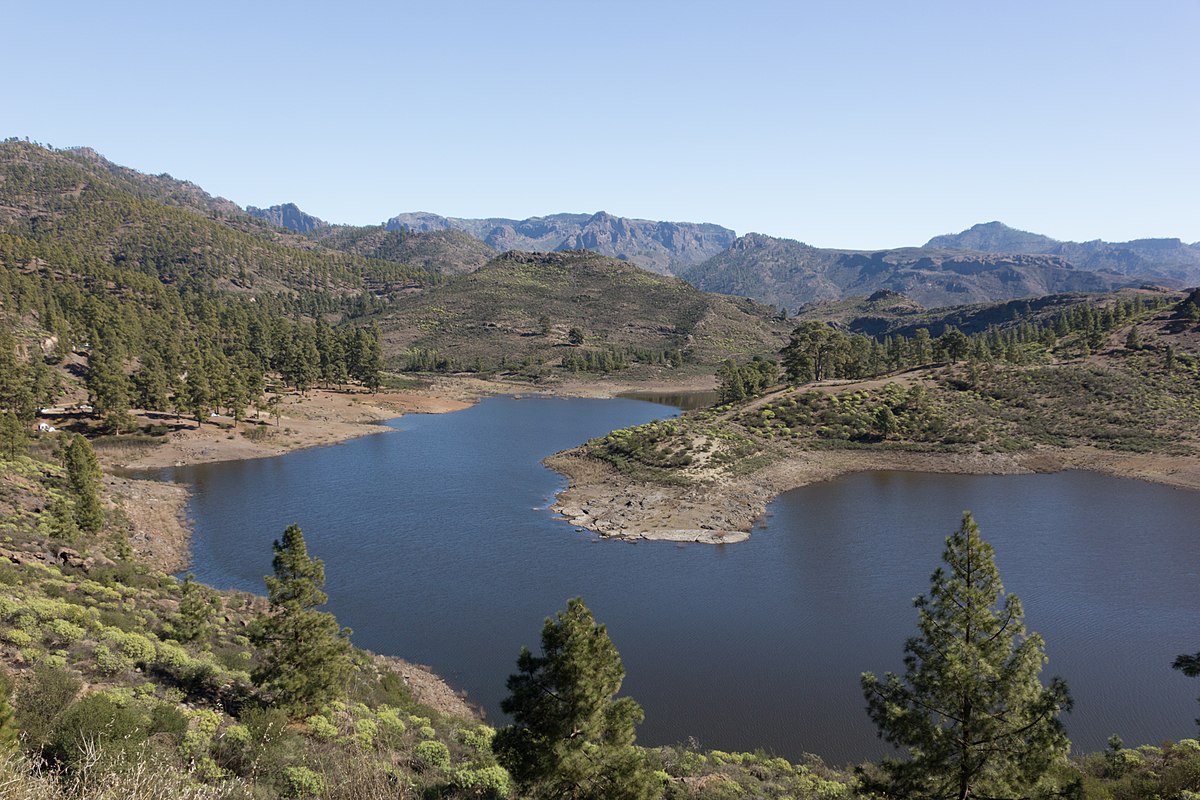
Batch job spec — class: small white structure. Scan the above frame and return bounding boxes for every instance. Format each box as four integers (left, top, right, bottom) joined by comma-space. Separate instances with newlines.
37, 423, 57, 433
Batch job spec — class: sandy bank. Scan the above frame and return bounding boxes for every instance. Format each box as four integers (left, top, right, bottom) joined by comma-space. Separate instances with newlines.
547, 446, 1200, 544
111, 387, 469, 472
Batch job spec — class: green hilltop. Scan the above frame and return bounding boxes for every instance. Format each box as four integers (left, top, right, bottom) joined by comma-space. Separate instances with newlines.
373, 249, 792, 376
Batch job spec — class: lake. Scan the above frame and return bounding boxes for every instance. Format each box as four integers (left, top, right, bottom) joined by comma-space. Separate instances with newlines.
151, 395, 1200, 764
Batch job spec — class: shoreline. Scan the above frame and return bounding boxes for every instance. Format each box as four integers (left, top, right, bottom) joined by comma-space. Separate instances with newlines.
546, 445, 1200, 544
100, 373, 715, 571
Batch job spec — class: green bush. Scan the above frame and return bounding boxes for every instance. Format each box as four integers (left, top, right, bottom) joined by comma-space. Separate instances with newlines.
280, 765, 325, 798
413, 739, 451, 773
48, 692, 148, 768
15, 663, 81, 750
451, 764, 514, 797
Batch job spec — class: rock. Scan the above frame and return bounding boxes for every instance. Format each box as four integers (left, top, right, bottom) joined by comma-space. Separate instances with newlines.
54, 547, 93, 570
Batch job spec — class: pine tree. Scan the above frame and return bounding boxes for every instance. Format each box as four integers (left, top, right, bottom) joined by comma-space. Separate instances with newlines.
86, 343, 133, 433
1172, 650, 1200, 727
0, 326, 34, 419
174, 573, 220, 642
0, 411, 26, 460
62, 433, 103, 532
133, 351, 172, 411
249, 524, 353, 714
181, 359, 212, 426
493, 598, 657, 800
860, 513, 1072, 800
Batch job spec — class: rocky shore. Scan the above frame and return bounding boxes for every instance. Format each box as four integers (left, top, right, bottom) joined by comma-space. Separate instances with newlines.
546, 445, 1200, 544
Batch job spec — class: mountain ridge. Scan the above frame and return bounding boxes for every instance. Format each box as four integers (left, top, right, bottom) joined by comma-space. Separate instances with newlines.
926, 221, 1200, 282
385, 210, 736, 275
681, 232, 1156, 311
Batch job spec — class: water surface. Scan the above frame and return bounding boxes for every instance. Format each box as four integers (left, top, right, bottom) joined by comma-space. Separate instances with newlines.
156, 396, 1200, 764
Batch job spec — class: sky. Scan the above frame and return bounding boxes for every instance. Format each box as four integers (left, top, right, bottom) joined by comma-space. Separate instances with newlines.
7, 1, 1199, 249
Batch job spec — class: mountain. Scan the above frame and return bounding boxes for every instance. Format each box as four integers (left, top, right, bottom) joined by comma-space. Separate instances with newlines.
374, 250, 791, 371
925, 221, 1062, 253
926, 222, 1200, 283
385, 210, 736, 275
246, 202, 328, 234
681, 233, 1156, 311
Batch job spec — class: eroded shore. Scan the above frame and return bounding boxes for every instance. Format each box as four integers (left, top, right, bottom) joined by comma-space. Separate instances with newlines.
546, 445, 1200, 544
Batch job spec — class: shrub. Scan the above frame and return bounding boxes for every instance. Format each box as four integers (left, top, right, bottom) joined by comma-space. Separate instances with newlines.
375, 705, 406, 738
44, 618, 85, 644
94, 643, 133, 675
15, 663, 81, 750
451, 764, 515, 798
48, 693, 148, 769
413, 739, 451, 773
458, 724, 495, 755
281, 765, 325, 798
305, 713, 338, 740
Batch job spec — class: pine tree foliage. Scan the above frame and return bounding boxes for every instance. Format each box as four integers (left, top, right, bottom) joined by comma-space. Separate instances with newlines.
62, 434, 103, 532
493, 598, 657, 800
249, 524, 353, 714
1173, 650, 1200, 727
861, 513, 1072, 800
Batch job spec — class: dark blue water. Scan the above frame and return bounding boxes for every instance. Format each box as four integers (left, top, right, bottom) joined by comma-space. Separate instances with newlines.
153, 396, 1200, 764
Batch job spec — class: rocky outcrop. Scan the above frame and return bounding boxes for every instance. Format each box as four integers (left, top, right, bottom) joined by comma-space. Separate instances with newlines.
246, 202, 328, 234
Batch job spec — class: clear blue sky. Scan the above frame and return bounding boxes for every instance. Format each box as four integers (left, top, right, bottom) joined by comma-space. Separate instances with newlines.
8, 1, 1198, 249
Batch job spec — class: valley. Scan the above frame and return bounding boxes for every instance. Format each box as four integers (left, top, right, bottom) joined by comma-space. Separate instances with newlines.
1, 139, 1199, 799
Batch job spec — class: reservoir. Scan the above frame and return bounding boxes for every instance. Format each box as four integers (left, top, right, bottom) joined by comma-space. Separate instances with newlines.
156, 395, 1200, 764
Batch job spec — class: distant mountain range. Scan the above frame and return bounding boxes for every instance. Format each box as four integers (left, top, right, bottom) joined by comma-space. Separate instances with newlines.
384, 211, 736, 275
679, 233, 1151, 310
926, 221, 1200, 282
237, 211, 1200, 310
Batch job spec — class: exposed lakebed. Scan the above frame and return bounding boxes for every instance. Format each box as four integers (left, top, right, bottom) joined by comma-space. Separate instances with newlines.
148, 396, 1200, 764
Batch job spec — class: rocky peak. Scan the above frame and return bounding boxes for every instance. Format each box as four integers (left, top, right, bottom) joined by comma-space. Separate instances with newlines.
246, 202, 327, 234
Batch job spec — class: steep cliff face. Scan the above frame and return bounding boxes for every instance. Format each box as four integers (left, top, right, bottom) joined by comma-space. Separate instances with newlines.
246, 202, 328, 234
385, 210, 735, 275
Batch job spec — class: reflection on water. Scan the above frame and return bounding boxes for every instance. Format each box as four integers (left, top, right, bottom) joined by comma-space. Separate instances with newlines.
157, 396, 1200, 764
617, 389, 719, 410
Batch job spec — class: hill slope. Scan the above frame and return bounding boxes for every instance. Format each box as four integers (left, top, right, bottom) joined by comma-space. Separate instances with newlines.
313, 226, 496, 275
385, 210, 736, 275
794, 286, 1179, 338
374, 250, 790, 373
0, 141, 434, 298
682, 233, 1152, 310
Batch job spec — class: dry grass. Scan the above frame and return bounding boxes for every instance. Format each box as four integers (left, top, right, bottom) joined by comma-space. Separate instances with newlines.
0, 745, 241, 800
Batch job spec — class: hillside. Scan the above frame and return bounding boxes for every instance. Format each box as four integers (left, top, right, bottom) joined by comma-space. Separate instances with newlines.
386, 210, 736, 275
795, 286, 1179, 339
374, 250, 791, 375
681, 232, 1152, 311
314, 226, 496, 275
927, 221, 1200, 283
0, 141, 435, 300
